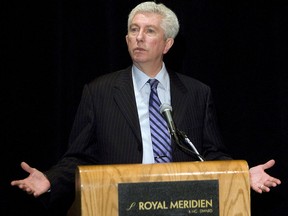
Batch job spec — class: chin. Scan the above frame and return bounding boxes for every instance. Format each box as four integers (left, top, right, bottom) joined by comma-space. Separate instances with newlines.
132, 56, 147, 63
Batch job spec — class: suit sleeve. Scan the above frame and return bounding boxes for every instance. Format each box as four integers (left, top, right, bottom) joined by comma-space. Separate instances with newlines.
42, 84, 98, 211
201, 88, 232, 160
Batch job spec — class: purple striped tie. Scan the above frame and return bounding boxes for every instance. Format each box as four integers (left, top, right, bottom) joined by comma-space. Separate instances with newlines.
148, 79, 172, 163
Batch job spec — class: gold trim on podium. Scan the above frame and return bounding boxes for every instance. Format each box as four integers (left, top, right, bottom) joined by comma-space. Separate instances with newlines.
68, 160, 250, 216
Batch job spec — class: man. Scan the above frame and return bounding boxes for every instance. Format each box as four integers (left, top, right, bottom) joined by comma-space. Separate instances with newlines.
11, 1, 281, 214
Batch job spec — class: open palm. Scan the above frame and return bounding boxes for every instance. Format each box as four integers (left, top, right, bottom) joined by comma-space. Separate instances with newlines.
249, 159, 281, 193
11, 162, 51, 197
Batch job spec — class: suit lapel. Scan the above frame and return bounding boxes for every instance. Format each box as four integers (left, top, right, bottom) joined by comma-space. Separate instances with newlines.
113, 67, 142, 144
169, 71, 189, 128
111, 68, 188, 147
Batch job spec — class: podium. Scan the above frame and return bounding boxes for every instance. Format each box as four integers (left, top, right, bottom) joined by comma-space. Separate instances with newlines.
68, 160, 250, 216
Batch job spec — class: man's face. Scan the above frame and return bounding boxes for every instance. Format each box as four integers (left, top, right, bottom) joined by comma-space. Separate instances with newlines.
126, 13, 173, 67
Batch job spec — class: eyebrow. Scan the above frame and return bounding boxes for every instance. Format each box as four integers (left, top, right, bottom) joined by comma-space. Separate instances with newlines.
129, 23, 158, 29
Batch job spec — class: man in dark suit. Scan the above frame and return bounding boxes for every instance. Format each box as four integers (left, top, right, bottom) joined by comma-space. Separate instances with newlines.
11, 1, 281, 214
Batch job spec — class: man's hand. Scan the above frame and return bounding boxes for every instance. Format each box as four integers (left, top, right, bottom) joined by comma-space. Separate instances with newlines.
11, 162, 51, 197
249, 159, 281, 193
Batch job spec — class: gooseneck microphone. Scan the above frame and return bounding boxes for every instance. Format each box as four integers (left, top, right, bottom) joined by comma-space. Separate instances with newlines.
159, 104, 180, 145
159, 103, 205, 162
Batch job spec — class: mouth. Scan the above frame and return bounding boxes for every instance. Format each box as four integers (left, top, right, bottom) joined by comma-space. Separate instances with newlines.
134, 47, 146, 52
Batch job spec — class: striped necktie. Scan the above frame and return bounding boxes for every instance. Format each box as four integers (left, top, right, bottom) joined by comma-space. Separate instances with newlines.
148, 79, 172, 163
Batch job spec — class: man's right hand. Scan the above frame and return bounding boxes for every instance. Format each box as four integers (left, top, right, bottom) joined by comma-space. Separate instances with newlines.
11, 162, 51, 197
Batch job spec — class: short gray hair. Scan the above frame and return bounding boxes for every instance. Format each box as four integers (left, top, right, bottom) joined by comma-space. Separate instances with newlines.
127, 1, 180, 39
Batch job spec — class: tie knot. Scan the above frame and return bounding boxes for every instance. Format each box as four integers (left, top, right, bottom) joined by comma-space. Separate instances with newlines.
148, 79, 159, 90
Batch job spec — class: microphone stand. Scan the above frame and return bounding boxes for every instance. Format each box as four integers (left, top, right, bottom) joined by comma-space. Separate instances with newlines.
159, 103, 205, 162
176, 130, 205, 162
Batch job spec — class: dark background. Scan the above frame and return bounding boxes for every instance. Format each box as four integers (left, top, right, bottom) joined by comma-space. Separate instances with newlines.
2, 0, 288, 215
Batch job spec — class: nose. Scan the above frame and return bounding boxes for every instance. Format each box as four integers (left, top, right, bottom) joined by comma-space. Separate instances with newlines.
136, 30, 144, 42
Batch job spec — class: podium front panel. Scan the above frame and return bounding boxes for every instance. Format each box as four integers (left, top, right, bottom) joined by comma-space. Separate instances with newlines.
70, 160, 250, 216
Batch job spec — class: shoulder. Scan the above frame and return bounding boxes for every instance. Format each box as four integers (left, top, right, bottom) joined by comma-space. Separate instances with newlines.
88, 67, 131, 88
79, 67, 133, 100
169, 69, 211, 93
178, 73, 209, 87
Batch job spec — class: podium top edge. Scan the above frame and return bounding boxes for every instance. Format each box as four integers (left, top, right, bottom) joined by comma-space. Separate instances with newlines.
77, 160, 249, 172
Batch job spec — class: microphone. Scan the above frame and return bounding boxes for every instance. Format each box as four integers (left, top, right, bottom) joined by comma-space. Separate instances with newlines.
160, 103, 205, 162
159, 104, 180, 144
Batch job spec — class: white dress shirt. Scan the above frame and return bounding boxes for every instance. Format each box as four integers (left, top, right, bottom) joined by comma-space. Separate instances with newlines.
132, 63, 171, 164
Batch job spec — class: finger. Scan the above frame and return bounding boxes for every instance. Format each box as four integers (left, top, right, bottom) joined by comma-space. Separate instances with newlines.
262, 187, 270, 193
17, 184, 34, 194
11, 180, 24, 186
33, 191, 40, 198
265, 181, 277, 187
11, 180, 19, 186
266, 178, 281, 187
25, 187, 32, 193
272, 177, 281, 185
262, 159, 275, 170
20, 184, 29, 192
258, 184, 270, 193
20, 162, 34, 174
253, 185, 263, 194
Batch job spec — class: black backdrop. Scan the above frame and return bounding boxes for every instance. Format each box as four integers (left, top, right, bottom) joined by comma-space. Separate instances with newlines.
2, 0, 288, 215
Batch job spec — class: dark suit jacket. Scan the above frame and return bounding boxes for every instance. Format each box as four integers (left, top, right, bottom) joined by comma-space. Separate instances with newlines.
44, 66, 231, 211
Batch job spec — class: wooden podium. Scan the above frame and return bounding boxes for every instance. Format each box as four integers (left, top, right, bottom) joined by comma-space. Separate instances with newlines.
68, 160, 250, 216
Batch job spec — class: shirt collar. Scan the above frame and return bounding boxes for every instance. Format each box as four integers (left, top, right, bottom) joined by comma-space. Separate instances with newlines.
132, 63, 169, 91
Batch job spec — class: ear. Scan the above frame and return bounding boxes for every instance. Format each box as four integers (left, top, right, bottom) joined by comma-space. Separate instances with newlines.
125, 35, 129, 45
163, 38, 174, 54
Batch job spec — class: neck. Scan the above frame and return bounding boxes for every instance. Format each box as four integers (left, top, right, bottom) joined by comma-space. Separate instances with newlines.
134, 61, 163, 78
